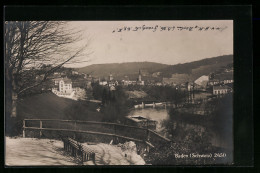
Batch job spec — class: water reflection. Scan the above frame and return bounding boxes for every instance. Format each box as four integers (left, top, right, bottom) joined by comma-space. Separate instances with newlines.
128, 108, 230, 149
128, 108, 169, 131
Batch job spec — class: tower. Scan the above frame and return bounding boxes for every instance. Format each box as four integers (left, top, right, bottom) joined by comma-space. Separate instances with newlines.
138, 69, 142, 82
109, 72, 113, 81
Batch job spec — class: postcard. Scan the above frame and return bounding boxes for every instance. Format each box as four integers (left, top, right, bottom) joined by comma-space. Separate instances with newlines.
4, 19, 236, 166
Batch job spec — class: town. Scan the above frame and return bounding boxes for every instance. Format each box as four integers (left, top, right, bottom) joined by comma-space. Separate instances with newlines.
45, 62, 233, 104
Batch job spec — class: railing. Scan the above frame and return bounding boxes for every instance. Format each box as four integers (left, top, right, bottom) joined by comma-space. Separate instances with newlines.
23, 119, 171, 149
62, 137, 95, 164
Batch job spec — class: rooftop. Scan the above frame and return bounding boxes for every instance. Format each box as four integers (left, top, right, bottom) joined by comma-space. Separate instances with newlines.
213, 85, 230, 90
214, 72, 233, 80
63, 78, 72, 84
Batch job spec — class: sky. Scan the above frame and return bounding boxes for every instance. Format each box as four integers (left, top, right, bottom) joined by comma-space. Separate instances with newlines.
65, 20, 233, 68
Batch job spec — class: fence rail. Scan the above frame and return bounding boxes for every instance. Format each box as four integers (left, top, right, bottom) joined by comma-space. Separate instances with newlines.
23, 119, 149, 130
23, 119, 171, 149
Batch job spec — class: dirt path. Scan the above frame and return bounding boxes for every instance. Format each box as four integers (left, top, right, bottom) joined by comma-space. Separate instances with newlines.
5, 137, 145, 166
5, 137, 78, 166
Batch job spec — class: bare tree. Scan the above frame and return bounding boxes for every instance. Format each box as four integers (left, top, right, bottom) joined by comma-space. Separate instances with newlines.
5, 21, 91, 118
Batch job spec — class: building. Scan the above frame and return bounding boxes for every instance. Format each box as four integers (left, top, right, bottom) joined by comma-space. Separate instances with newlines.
121, 70, 144, 86
53, 77, 63, 86
72, 71, 79, 75
152, 72, 161, 77
51, 77, 88, 100
53, 72, 65, 76
208, 79, 220, 86
223, 78, 234, 84
138, 69, 142, 82
122, 80, 137, 86
163, 73, 191, 86
186, 82, 194, 91
109, 72, 113, 81
137, 80, 145, 85
99, 80, 108, 86
212, 85, 231, 95
59, 78, 73, 94
155, 82, 163, 86
52, 77, 73, 94
137, 69, 145, 85
85, 74, 93, 80
84, 74, 93, 89
108, 80, 118, 87
208, 72, 233, 86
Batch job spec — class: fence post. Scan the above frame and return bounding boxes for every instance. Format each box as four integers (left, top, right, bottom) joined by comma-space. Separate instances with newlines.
23, 120, 25, 138
146, 129, 150, 142
92, 153, 95, 163
73, 121, 76, 139
39, 120, 42, 137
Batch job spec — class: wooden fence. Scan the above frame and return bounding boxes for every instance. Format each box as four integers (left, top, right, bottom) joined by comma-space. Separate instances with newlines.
23, 119, 171, 151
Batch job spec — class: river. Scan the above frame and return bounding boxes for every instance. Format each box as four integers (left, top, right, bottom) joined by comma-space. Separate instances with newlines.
128, 108, 232, 149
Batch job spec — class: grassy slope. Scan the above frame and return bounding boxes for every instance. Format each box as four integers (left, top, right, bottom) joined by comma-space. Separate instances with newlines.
18, 92, 73, 119
17, 92, 102, 121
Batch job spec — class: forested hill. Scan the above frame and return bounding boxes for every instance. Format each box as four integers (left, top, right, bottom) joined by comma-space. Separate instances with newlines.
77, 62, 169, 78
160, 55, 233, 78
76, 55, 233, 80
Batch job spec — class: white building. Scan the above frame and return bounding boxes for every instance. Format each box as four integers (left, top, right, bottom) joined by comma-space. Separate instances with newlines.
213, 85, 231, 95
122, 80, 137, 85
59, 78, 73, 94
99, 81, 108, 86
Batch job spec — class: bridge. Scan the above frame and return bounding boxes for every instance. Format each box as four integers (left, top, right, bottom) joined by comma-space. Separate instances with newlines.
22, 119, 171, 155
133, 101, 179, 109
